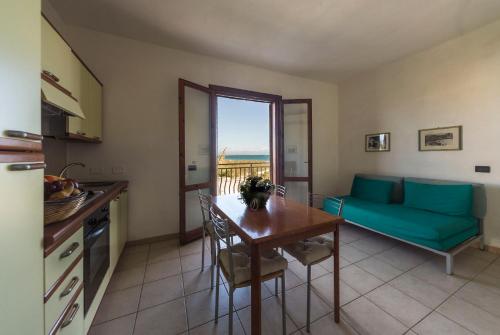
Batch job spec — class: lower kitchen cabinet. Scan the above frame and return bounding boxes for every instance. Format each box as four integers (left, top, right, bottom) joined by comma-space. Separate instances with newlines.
110, 191, 128, 270
57, 289, 84, 335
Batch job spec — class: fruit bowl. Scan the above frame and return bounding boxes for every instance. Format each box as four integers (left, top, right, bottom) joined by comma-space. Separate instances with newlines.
44, 191, 88, 225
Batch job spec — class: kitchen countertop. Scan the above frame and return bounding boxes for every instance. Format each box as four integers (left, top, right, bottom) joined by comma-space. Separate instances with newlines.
44, 180, 128, 257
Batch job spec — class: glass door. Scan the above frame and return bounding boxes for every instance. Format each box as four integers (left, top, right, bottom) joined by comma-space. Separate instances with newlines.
178, 79, 213, 244
282, 99, 312, 204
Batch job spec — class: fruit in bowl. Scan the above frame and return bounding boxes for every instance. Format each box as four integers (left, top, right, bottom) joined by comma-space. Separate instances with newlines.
44, 175, 83, 201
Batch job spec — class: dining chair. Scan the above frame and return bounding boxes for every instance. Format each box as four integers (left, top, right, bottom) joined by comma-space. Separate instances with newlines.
275, 184, 287, 197
210, 207, 288, 335
197, 190, 217, 288
283, 196, 344, 332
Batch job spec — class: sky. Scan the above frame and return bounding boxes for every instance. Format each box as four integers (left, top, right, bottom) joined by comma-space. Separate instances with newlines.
217, 97, 270, 155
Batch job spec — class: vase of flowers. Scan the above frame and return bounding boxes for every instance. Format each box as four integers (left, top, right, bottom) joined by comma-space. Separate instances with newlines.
239, 176, 275, 210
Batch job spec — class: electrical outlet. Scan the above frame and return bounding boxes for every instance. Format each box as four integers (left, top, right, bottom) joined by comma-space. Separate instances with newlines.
89, 167, 102, 175
112, 166, 124, 175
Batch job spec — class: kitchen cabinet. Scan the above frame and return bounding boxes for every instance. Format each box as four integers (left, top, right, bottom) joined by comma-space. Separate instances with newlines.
110, 191, 128, 270
42, 15, 103, 143
68, 64, 103, 141
0, 1, 43, 151
0, 1, 45, 334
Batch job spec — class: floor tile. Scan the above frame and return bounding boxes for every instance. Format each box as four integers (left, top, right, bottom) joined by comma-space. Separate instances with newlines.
437, 296, 500, 335
93, 286, 142, 325
122, 244, 149, 255
285, 284, 331, 328
483, 262, 500, 279
139, 274, 183, 310
107, 266, 145, 293
473, 272, 500, 295
339, 245, 370, 263
462, 247, 498, 262
288, 262, 329, 282
182, 266, 216, 295
186, 286, 230, 329
455, 280, 500, 318
301, 313, 358, 335
150, 239, 178, 251
453, 253, 491, 279
342, 297, 407, 335
413, 312, 474, 335
349, 236, 395, 255
144, 258, 181, 283
148, 245, 180, 264
115, 251, 149, 272
340, 265, 384, 295
389, 273, 449, 309
318, 255, 351, 272
374, 246, 429, 271
311, 273, 360, 307
180, 239, 205, 256
88, 313, 136, 335
189, 314, 245, 335
134, 298, 187, 335
264, 269, 304, 293
366, 284, 431, 327
238, 296, 297, 335
409, 261, 467, 294
181, 252, 211, 273
227, 282, 274, 310
357, 256, 403, 282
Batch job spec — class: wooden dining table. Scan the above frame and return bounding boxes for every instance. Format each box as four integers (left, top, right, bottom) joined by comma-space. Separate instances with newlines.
212, 194, 344, 335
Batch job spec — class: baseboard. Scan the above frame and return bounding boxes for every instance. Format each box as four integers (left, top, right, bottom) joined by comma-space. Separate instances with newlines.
126, 233, 179, 246
470, 241, 500, 255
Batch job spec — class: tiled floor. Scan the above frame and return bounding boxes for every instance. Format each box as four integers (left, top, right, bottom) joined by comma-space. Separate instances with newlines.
88, 224, 500, 335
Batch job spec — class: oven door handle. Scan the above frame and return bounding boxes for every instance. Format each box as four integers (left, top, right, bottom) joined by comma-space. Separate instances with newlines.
87, 225, 107, 240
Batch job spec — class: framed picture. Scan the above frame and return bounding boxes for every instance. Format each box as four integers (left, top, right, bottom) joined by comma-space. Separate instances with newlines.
419, 126, 462, 151
365, 132, 390, 152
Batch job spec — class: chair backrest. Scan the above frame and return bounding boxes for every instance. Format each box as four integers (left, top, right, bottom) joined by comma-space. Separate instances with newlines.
209, 206, 235, 276
275, 184, 286, 198
197, 190, 212, 224
325, 196, 344, 216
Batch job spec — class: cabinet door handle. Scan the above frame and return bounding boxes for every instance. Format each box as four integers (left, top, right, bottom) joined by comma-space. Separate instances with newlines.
8, 163, 46, 171
61, 303, 79, 328
60, 242, 79, 259
60, 277, 79, 298
4, 130, 43, 141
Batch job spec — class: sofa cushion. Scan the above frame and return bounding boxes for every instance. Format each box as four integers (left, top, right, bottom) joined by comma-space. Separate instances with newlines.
403, 181, 473, 216
324, 196, 478, 251
350, 176, 394, 204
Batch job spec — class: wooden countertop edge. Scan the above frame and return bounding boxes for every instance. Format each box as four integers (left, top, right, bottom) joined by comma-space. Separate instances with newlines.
44, 181, 128, 257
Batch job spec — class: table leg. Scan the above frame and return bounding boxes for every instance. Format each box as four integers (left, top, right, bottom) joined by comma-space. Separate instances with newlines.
250, 244, 262, 335
334, 225, 340, 322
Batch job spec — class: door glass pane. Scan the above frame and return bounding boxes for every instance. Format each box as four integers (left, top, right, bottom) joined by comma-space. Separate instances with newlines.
185, 188, 209, 231
284, 103, 308, 177
185, 86, 210, 185
285, 181, 309, 204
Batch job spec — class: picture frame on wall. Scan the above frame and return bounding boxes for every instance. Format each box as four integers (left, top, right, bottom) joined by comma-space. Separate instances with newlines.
419, 125, 462, 151
365, 132, 390, 152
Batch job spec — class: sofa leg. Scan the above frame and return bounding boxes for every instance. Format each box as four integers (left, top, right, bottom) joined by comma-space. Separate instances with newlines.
446, 254, 454, 275
479, 236, 485, 251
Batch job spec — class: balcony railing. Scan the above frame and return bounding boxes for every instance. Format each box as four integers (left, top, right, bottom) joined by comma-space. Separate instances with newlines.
217, 162, 271, 195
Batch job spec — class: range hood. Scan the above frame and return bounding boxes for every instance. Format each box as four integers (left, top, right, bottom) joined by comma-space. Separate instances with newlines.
41, 78, 85, 119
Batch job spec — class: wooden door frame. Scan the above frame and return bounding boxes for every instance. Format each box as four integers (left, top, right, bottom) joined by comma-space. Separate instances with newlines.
208, 85, 283, 192
178, 78, 213, 244
282, 99, 313, 197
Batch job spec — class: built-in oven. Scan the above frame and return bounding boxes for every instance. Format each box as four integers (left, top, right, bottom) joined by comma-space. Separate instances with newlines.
83, 204, 110, 315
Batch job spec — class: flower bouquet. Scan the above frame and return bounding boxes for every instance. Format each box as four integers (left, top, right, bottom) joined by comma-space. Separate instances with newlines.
239, 176, 275, 210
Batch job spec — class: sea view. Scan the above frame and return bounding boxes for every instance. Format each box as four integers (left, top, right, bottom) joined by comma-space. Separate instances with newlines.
224, 154, 270, 161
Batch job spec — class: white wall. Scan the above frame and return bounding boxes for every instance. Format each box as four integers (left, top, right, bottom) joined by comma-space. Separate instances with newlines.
338, 19, 500, 248
43, 5, 339, 241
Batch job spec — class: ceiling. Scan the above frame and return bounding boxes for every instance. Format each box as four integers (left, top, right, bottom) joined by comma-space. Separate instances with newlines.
48, 0, 500, 83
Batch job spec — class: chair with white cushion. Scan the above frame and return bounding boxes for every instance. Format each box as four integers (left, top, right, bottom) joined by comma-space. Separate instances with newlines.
283, 196, 344, 332
210, 207, 288, 335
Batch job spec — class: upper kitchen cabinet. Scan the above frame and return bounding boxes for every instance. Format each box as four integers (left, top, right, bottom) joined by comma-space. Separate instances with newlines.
68, 63, 103, 141
0, 1, 43, 152
41, 15, 103, 143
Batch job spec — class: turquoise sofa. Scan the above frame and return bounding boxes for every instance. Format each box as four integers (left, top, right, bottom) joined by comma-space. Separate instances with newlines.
324, 174, 486, 274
